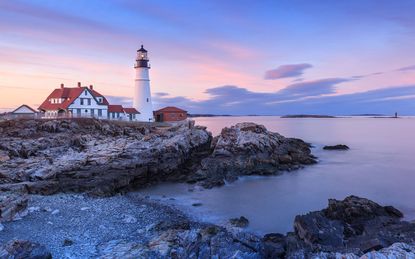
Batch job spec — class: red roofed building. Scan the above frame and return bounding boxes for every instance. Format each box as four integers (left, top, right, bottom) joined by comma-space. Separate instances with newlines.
38, 82, 139, 121
123, 108, 140, 121
154, 106, 187, 122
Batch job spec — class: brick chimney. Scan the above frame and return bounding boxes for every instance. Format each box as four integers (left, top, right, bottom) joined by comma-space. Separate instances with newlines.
60, 83, 64, 89
77, 82, 81, 87
89, 85, 93, 90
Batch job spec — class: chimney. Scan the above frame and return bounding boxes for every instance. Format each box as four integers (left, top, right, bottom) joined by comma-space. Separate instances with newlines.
89, 85, 93, 90
77, 82, 81, 88
60, 83, 64, 89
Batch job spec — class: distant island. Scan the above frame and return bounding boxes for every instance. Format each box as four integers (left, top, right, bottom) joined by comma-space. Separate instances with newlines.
188, 114, 232, 117
281, 114, 337, 118
351, 114, 386, 116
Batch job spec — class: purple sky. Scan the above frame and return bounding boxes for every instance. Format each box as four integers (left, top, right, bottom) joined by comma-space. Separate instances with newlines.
1, 0, 415, 115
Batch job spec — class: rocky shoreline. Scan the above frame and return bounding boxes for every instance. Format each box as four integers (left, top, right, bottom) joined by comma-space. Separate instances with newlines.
1, 193, 415, 258
1, 118, 414, 258
0, 119, 316, 195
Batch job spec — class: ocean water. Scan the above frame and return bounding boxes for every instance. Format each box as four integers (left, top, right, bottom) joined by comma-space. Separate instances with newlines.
141, 116, 415, 235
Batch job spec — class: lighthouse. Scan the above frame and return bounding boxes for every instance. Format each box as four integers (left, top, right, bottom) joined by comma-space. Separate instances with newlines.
134, 45, 153, 122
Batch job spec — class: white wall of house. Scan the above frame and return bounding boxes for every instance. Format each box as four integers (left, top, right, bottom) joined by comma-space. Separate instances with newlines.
68, 88, 108, 119
108, 111, 126, 120
13, 106, 35, 114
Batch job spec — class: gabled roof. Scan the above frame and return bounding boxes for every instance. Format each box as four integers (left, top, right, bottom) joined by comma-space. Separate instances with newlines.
155, 106, 187, 113
90, 89, 109, 105
38, 86, 109, 111
12, 104, 37, 114
123, 108, 140, 114
108, 105, 124, 113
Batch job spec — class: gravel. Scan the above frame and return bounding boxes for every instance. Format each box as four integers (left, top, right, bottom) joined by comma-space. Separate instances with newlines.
0, 192, 188, 258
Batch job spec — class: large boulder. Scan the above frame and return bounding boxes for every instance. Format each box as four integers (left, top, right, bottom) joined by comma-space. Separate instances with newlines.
189, 122, 316, 188
293, 196, 415, 254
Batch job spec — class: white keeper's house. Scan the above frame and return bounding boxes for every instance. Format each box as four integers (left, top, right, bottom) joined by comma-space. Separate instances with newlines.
38, 82, 139, 121
38, 45, 156, 121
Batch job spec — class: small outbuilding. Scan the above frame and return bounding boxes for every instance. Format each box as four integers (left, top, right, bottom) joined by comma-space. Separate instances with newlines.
154, 106, 187, 122
4, 105, 38, 119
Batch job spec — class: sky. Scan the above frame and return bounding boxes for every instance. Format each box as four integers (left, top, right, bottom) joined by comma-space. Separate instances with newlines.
1, 0, 415, 115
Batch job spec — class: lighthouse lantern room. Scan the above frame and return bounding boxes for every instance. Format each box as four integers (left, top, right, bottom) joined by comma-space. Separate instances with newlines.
133, 45, 154, 122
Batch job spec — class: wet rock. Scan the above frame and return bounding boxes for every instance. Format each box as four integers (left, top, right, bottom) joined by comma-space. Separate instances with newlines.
293, 195, 415, 254
229, 216, 250, 228
191, 202, 202, 207
262, 233, 286, 258
323, 144, 349, 150
0, 240, 51, 259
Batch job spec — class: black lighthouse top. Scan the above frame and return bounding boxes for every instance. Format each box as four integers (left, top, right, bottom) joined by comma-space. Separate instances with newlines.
135, 45, 150, 68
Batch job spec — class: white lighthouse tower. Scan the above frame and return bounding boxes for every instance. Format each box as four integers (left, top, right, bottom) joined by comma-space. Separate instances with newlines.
134, 45, 153, 122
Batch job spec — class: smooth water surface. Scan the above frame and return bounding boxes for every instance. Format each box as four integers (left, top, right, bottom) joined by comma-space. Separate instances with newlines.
141, 116, 415, 234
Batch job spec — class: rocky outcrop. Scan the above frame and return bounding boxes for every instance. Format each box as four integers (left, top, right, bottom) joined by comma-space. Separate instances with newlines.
0, 240, 51, 259
187, 123, 317, 188
0, 119, 316, 196
323, 144, 349, 150
293, 196, 415, 255
0, 119, 212, 196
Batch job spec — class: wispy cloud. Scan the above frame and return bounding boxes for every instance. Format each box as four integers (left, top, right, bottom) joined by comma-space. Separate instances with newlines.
154, 83, 415, 115
396, 65, 415, 72
264, 63, 313, 80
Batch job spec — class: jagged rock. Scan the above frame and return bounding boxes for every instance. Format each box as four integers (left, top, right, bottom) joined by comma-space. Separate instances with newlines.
293, 195, 415, 254
0, 119, 212, 196
261, 233, 286, 258
0, 240, 51, 259
361, 242, 415, 258
323, 144, 349, 150
0, 120, 317, 197
0, 194, 28, 222
229, 216, 250, 228
191, 122, 317, 188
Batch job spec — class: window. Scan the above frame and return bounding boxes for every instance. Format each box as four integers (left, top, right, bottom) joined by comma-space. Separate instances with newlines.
84, 90, 87, 96
91, 109, 94, 116
117, 112, 120, 118
87, 99, 91, 105
77, 109, 81, 115
146, 98, 149, 102
85, 109, 88, 113
112, 113, 115, 119
80, 98, 84, 105
98, 109, 102, 117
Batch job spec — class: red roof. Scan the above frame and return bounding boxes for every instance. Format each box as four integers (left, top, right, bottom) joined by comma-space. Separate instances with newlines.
38, 86, 109, 111
155, 106, 187, 113
123, 108, 140, 114
108, 105, 124, 113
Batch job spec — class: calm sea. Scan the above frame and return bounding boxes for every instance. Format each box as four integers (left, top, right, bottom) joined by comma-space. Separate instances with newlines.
141, 116, 415, 234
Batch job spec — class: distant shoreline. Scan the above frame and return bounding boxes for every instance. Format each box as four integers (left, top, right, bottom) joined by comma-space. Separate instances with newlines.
188, 114, 405, 118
